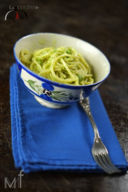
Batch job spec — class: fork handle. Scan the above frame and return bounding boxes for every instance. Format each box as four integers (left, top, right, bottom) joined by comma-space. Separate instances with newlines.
80, 100, 100, 141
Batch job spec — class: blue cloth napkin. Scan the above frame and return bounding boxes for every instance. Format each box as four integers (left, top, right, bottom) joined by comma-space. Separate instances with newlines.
10, 64, 128, 173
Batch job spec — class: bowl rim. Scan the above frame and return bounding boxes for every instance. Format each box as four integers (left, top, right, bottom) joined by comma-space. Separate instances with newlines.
13, 32, 111, 89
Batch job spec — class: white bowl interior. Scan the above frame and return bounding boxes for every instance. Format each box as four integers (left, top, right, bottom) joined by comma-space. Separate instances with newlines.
15, 33, 110, 82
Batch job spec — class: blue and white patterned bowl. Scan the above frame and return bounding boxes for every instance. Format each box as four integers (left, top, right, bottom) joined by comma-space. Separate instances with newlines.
13, 33, 110, 108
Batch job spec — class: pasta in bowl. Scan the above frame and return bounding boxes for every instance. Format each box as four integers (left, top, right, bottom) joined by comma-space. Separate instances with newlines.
19, 47, 95, 86
13, 33, 110, 108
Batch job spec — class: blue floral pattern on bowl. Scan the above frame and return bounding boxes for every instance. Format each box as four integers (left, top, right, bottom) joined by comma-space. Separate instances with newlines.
26, 79, 79, 102
42, 82, 54, 91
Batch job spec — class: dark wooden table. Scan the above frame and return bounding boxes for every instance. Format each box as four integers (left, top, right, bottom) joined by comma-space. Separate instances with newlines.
0, 0, 128, 191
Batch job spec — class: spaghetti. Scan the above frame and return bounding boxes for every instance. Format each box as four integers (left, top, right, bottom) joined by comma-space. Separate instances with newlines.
19, 47, 94, 85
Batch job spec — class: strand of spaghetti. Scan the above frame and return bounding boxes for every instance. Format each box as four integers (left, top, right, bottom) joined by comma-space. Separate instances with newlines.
50, 57, 77, 84
60, 58, 76, 78
54, 56, 76, 80
60, 58, 79, 85
31, 58, 42, 71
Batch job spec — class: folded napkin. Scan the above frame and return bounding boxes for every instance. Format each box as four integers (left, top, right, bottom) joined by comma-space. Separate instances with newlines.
10, 64, 127, 173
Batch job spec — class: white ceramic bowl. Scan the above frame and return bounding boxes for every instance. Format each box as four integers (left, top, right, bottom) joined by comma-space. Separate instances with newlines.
14, 33, 110, 108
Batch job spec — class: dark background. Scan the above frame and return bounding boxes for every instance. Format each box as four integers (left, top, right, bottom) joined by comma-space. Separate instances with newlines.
0, 0, 128, 191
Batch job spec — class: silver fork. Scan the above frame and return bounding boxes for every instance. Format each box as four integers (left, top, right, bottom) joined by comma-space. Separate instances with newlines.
80, 92, 121, 174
